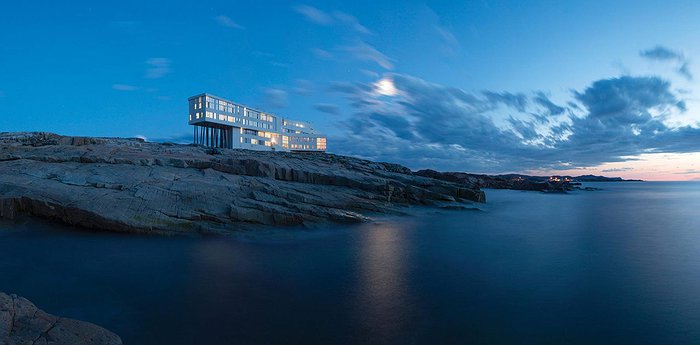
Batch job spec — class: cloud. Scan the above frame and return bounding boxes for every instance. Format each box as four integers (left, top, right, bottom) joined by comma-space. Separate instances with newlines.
640, 45, 692, 80
112, 84, 140, 91
533, 92, 566, 116
311, 48, 333, 60
674, 169, 700, 175
328, 73, 700, 173
482, 91, 528, 112
314, 103, 340, 115
573, 76, 677, 119
263, 88, 288, 108
435, 25, 460, 56
340, 41, 394, 70
331, 11, 370, 34
361, 69, 380, 78
292, 79, 314, 95
294, 5, 333, 25
252, 51, 275, 58
145, 58, 171, 79
678, 62, 693, 80
328, 81, 365, 94
294, 6, 385, 69
270, 61, 290, 68
641, 46, 682, 61
294, 5, 370, 33
215, 15, 244, 29
602, 167, 633, 173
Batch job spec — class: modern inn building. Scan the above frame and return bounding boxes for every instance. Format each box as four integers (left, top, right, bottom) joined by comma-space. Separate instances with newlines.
188, 93, 327, 152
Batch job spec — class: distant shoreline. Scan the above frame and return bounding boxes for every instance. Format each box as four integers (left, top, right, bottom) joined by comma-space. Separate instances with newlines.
414, 170, 642, 193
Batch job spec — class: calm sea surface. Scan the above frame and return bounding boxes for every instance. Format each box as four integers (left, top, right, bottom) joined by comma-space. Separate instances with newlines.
2, 182, 700, 344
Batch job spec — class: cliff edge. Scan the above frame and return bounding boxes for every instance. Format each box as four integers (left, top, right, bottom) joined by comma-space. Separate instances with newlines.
0, 132, 484, 234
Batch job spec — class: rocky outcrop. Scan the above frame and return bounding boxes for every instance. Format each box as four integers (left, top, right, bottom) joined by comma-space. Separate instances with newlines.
0, 132, 484, 234
0, 292, 122, 345
415, 169, 574, 193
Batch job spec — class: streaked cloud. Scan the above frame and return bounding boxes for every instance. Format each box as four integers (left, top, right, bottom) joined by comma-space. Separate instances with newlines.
263, 88, 288, 108
294, 5, 370, 34
361, 69, 380, 78
602, 167, 633, 173
674, 169, 700, 175
144, 58, 171, 79
329, 73, 700, 173
112, 84, 140, 91
311, 48, 333, 60
215, 15, 244, 29
340, 41, 394, 70
482, 91, 528, 112
435, 25, 459, 56
294, 5, 333, 25
292, 79, 314, 95
641, 46, 683, 61
533, 92, 566, 116
640, 45, 692, 80
252, 51, 274, 58
331, 11, 370, 34
678, 62, 692, 80
270, 61, 290, 68
314, 103, 340, 115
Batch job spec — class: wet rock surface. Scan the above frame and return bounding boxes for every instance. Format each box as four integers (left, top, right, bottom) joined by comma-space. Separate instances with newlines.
0, 132, 484, 234
0, 292, 122, 345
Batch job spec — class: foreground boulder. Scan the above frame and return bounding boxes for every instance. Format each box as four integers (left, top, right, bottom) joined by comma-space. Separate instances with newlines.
0, 132, 484, 234
0, 292, 122, 345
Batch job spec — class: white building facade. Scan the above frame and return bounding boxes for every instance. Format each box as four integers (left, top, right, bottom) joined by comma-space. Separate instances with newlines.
188, 93, 327, 152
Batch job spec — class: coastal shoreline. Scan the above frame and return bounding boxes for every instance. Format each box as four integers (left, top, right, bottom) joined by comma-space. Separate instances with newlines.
0, 132, 485, 235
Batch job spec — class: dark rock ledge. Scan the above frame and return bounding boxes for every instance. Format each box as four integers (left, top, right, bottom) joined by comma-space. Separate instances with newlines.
0, 132, 484, 234
415, 169, 600, 193
0, 291, 122, 345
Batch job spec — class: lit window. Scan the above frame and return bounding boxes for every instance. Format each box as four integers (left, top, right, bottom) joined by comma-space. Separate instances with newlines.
316, 137, 327, 150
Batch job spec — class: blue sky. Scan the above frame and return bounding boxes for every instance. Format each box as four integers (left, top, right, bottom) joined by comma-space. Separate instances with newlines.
2, 0, 700, 179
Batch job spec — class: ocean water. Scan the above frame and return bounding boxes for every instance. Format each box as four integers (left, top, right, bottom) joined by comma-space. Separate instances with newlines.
2, 182, 700, 344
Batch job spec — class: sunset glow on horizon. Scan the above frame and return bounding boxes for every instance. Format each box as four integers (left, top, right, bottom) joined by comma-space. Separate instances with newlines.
526, 152, 700, 182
